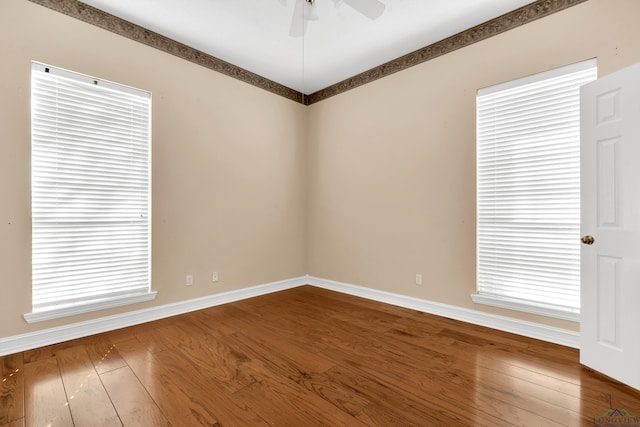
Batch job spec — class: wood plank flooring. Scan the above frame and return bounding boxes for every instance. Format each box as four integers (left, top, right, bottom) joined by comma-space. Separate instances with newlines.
1, 285, 639, 426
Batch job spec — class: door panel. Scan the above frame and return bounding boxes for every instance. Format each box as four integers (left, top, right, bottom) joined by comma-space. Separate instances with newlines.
580, 63, 640, 391
595, 255, 621, 349
596, 137, 619, 227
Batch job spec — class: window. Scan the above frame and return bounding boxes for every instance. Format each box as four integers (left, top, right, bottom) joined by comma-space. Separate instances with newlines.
26, 62, 155, 323
474, 59, 597, 321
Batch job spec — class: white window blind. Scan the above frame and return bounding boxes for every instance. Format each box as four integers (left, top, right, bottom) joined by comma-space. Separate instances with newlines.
27, 62, 154, 323
474, 59, 597, 320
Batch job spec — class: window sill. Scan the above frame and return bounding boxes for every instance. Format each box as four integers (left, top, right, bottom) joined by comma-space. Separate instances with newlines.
24, 291, 158, 324
470, 293, 580, 322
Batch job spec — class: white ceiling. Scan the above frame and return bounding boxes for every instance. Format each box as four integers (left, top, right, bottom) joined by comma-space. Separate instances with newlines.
80, 0, 534, 94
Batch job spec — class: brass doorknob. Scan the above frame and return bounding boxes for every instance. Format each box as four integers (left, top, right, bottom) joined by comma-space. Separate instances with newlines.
581, 235, 595, 245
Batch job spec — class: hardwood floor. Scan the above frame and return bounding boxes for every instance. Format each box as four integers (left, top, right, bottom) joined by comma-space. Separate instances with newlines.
1, 285, 639, 426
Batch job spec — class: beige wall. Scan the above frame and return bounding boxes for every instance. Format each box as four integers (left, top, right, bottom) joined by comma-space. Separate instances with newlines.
3, 0, 640, 341
0, 0, 307, 338
307, 0, 640, 331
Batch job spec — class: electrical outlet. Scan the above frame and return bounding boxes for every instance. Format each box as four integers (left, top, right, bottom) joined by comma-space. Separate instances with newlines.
186, 274, 193, 286
415, 274, 423, 285
212, 272, 219, 283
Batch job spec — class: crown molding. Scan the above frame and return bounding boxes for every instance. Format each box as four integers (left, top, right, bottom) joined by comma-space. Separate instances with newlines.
28, 0, 588, 106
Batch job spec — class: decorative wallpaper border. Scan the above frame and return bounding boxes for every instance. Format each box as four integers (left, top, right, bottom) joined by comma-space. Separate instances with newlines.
28, 0, 588, 106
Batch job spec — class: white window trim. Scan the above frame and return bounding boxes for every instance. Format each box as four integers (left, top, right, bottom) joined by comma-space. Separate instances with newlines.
24, 291, 158, 324
470, 293, 580, 322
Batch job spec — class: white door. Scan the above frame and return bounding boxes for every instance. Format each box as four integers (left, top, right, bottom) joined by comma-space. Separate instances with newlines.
580, 63, 640, 390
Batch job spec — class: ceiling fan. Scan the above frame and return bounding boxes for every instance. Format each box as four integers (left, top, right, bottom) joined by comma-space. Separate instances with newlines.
285, 0, 386, 37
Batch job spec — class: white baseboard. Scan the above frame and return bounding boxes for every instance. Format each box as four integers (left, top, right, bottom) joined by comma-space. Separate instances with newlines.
0, 276, 306, 356
307, 276, 580, 349
0, 274, 579, 356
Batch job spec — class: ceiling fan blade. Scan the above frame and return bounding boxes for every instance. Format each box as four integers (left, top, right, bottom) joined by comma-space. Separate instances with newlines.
343, 0, 385, 19
289, 0, 305, 38
304, 1, 319, 21
289, 0, 318, 37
